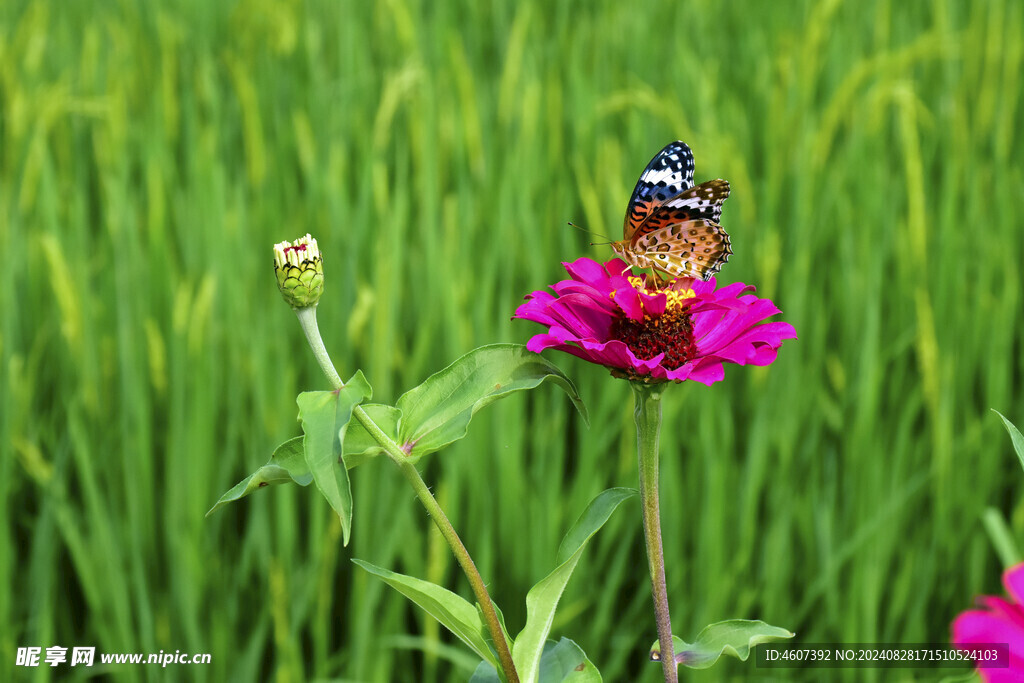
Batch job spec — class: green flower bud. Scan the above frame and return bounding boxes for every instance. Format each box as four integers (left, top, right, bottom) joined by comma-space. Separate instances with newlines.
273, 234, 324, 309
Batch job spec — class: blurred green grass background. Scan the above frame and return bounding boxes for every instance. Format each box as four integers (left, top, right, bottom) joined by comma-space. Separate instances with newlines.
2, 0, 1022, 680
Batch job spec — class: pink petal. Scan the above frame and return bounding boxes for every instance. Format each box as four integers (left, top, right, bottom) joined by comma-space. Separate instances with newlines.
611, 285, 647, 322
529, 294, 613, 339
953, 607, 1024, 680
637, 289, 668, 317
683, 358, 727, 385
953, 566, 1024, 681
563, 257, 613, 284
745, 344, 781, 366
603, 258, 632, 278
693, 301, 789, 357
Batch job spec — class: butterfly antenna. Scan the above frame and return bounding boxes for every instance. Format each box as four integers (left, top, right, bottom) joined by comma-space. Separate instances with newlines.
567, 221, 614, 245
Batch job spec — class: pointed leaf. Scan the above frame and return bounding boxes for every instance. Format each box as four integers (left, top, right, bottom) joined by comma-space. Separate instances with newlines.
396, 343, 587, 460
297, 371, 372, 545
649, 620, 795, 670
514, 488, 636, 683
206, 407, 395, 519
353, 559, 501, 670
206, 437, 310, 516
994, 410, 1024, 473
473, 639, 602, 683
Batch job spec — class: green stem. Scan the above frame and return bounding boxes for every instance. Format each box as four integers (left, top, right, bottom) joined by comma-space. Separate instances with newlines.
295, 306, 344, 389
293, 306, 520, 683
632, 382, 677, 683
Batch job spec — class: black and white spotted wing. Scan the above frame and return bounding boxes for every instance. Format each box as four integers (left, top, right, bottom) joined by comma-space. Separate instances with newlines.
623, 141, 695, 241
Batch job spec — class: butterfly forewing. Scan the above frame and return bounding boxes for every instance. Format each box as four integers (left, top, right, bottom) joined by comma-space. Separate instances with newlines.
623, 141, 695, 241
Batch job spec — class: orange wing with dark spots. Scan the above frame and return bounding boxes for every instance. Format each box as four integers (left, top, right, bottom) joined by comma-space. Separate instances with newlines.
631, 218, 732, 280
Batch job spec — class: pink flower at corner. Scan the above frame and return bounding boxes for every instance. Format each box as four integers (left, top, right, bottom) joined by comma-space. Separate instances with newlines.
953, 562, 1024, 681
513, 257, 796, 385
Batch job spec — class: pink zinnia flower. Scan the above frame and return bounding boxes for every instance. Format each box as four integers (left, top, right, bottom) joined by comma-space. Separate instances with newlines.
953, 562, 1024, 680
514, 257, 796, 385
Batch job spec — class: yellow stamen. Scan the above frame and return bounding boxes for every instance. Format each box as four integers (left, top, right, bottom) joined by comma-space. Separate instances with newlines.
611, 276, 695, 317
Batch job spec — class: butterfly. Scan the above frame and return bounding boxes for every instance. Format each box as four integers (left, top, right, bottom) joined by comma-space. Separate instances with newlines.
610, 141, 732, 281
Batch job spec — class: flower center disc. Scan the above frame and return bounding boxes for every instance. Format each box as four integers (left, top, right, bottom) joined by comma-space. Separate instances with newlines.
612, 302, 696, 371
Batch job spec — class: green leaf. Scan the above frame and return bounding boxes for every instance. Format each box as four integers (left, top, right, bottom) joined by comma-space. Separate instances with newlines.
514, 488, 636, 683
649, 620, 795, 670
396, 343, 587, 461
205, 437, 310, 516
353, 559, 502, 671
994, 410, 1024, 473
206, 392, 391, 519
205, 406, 393, 518
297, 371, 372, 546
473, 638, 601, 683
343, 403, 401, 465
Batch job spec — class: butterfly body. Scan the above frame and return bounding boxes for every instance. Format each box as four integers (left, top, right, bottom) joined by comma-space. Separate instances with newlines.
611, 141, 732, 281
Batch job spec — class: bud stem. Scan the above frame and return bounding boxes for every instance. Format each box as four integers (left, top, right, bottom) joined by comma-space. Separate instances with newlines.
294, 306, 344, 390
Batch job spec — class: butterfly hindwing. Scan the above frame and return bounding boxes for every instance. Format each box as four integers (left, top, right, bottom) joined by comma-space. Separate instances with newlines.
632, 218, 732, 279
664, 179, 730, 225
623, 141, 695, 241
